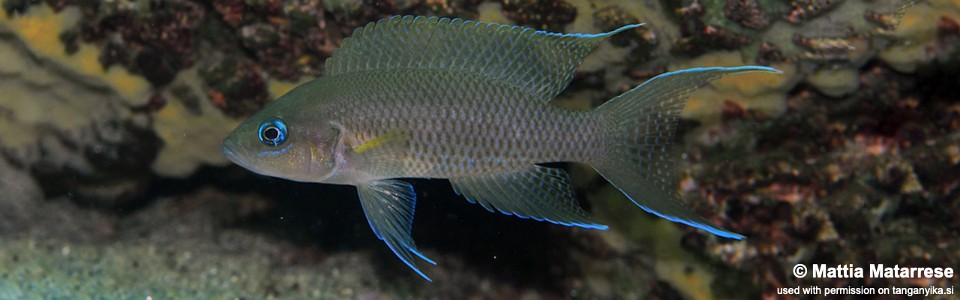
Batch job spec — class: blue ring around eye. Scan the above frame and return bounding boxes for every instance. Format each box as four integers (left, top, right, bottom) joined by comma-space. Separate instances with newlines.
258, 118, 288, 146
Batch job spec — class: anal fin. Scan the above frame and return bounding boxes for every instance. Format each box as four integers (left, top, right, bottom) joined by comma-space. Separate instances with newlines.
450, 166, 607, 230
357, 180, 436, 281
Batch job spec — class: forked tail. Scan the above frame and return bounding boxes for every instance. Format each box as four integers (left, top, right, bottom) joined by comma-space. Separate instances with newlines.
591, 66, 781, 239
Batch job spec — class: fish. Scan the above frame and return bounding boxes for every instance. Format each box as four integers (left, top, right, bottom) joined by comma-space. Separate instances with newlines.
221, 15, 780, 281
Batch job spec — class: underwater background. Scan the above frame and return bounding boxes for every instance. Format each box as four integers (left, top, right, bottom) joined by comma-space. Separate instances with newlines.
0, 0, 957, 298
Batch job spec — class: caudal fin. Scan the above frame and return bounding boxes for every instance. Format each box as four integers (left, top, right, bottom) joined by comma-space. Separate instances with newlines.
591, 66, 781, 239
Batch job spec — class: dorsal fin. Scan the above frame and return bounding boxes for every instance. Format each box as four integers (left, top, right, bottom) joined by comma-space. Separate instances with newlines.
324, 16, 642, 101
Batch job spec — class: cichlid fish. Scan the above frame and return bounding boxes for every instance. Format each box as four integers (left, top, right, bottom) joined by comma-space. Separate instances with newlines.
221, 16, 780, 281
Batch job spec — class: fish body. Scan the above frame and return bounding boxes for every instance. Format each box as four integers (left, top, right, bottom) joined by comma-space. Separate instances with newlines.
272, 69, 599, 182
221, 16, 780, 281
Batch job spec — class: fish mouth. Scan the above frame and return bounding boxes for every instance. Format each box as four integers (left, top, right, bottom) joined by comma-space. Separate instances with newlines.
220, 141, 249, 168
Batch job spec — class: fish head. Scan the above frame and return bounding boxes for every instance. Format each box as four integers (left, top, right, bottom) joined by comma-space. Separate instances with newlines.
221, 107, 342, 183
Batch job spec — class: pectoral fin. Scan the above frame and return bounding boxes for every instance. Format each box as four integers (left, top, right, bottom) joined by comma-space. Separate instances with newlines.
450, 166, 607, 230
357, 180, 436, 281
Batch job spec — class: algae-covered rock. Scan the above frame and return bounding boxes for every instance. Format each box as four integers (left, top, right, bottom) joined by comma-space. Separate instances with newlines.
0, 6, 159, 206
683, 63, 960, 298
1, 0, 958, 298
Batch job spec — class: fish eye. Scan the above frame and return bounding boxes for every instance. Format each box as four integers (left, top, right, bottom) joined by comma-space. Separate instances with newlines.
258, 118, 287, 146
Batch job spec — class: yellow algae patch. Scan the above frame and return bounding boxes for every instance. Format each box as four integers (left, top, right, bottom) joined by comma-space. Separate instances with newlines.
672, 52, 799, 124
2, 4, 75, 59
656, 257, 717, 300
889, 4, 939, 41
631, 209, 718, 300
0, 37, 113, 134
645, 217, 718, 300
935, 0, 960, 8
476, 1, 513, 25
566, 0, 677, 73
806, 68, 859, 97
587, 185, 721, 300
880, 2, 960, 72
879, 43, 930, 73
152, 68, 240, 177
0, 86, 43, 149
566, 0, 676, 50
1, 4, 151, 105
673, 52, 797, 96
685, 90, 787, 125
267, 77, 313, 100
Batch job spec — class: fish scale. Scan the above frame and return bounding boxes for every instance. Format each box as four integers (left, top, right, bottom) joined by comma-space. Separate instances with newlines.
327, 69, 601, 178
221, 16, 779, 281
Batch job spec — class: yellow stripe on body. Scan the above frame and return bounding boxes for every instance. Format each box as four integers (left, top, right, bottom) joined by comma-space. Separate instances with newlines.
353, 130, 408, 153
